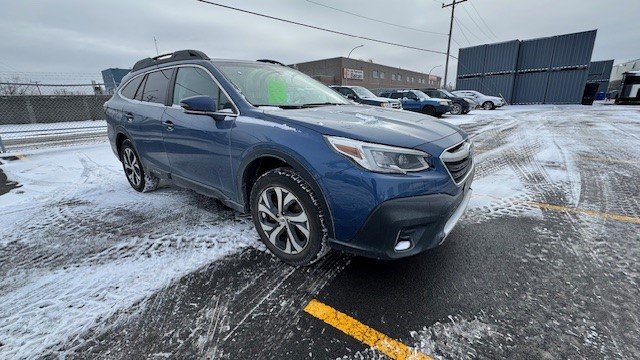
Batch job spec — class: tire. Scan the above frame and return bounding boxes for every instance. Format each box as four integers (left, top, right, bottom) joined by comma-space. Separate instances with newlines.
450, 103, 463, 115
482, 101, 495, 110
422, 106, 436, 116
250, 167, 329, 266
120, 139, 159, 193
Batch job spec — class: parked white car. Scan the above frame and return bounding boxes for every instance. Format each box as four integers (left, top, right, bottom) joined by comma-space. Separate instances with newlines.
452, 90, 505, 110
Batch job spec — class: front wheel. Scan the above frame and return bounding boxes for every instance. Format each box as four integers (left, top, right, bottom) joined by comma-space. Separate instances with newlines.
450, 103, 463, 115
482, 101, 495, 110
422, 105, 436, 117
251, 168, 328, 266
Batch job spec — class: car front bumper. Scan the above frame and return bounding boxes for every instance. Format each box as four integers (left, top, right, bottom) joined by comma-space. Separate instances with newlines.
328, 169, 474, 260
436, 104, 452, 115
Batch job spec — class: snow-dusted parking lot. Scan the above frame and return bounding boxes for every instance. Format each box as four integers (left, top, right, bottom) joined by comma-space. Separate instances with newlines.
1, 104, 639, 359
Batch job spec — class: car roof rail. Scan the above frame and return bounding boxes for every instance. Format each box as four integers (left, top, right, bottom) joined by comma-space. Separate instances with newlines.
132, 50, 210, 72
256, 59, 285, 66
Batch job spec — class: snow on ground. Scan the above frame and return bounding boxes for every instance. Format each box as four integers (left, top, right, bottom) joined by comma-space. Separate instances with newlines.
1, 103, 639, 358
339, 315, 506, 360
0, 120, 106, 140
0, 143, 261, 358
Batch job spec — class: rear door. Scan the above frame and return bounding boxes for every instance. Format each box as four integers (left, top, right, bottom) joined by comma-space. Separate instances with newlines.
122, 69, 173, 174
161, 66, 237, 196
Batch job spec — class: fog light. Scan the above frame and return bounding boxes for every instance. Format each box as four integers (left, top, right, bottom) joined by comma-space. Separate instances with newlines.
394, 228, 417, 252
394, 240, 412, 251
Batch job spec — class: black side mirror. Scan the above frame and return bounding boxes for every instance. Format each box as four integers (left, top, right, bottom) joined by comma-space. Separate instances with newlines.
180, 95, 218, 115
347, 94, 357, 100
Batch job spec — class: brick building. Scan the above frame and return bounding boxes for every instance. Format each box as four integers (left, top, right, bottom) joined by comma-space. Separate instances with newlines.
290, 57, 441, 91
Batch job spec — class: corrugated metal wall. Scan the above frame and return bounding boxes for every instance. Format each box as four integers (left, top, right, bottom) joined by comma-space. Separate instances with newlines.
455, 30, 598, 105
512, 72, 549, 104
483, 40, 519, 75
517, 37, 555, 72
545, 69, 589, 104
457, 45, 486, 77
482, 73, 515, 101
588, 59, 614, 92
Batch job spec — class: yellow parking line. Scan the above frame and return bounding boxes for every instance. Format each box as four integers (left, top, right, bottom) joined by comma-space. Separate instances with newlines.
304, 299, 431, 360
525, 201, 640, 224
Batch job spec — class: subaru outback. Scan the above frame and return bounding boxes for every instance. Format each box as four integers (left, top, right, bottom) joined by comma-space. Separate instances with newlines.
105, 50, 474, 266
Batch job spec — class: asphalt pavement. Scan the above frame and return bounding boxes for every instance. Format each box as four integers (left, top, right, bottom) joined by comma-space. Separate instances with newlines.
2, 105, 639, 359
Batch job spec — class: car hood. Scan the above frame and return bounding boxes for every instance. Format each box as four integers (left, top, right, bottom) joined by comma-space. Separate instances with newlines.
260, 104, 461, 148
362, 96, 401, 103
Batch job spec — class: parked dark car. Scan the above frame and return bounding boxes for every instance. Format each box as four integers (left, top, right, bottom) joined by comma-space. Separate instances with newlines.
330, 85, 402, 109
379, 89, 452, 117
105, 50, 474, 266
420, 88, 471, 115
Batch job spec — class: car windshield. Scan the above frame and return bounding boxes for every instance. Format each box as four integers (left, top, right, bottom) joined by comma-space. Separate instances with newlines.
439, 89, 455, 97
351, 86, 376, 98
215, 62, 350, 108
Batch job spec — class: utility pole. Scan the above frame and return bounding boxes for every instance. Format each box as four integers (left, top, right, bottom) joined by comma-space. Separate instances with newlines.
153, 36, 159, 56
442, 0, 467, 89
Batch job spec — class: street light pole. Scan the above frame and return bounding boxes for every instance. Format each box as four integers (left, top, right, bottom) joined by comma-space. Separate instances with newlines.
347, 45, 364, 59
428, 65, 442, 87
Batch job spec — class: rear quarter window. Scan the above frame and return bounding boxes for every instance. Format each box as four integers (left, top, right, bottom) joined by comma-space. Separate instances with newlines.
140, 69, 172, 104
120, 76, 143, 99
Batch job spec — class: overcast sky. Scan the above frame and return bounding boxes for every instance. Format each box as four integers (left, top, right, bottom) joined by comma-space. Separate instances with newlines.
0, 0, 638, 85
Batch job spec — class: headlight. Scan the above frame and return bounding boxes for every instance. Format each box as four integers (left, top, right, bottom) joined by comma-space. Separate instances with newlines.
380, 102, 389, 108
325, 136, 430, 174
439, 100, 449, 105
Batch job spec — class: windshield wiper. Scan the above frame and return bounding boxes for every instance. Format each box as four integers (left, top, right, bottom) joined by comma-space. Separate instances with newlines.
255, 104, 303, 109
299, 102, 346, 108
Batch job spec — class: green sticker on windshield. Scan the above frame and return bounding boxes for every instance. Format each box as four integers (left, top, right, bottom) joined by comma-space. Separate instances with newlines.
267, 78, 288, 104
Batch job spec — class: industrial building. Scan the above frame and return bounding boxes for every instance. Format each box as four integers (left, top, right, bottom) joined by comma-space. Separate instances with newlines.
455, 30, 612, 104
101, 68, 130, 94
290, 57, 441, 90
609, 58, 640, 91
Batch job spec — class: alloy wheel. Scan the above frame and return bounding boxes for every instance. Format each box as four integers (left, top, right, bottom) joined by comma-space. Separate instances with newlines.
257, 186, 310, 255
123, 147, 142, 187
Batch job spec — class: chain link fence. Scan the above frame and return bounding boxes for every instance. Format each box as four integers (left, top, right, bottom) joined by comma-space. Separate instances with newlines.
0, 77, 114, 152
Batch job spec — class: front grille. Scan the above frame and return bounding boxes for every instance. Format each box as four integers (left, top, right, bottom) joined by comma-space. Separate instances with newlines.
441, 140, 473, 184
390, 102, 401, 108
444, 157, 472, 183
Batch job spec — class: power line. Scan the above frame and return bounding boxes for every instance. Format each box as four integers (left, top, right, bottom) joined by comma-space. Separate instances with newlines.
305, 0, 448, 36
195, 0, 453, 57
453, 18, 472, 46
461, 5, 493, 41
454, 16, 484, 43
469, 1, 498, 39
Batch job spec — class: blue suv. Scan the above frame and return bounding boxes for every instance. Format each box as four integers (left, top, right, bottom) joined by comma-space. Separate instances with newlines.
105, 50, 474, 266
380, 89, 452, 117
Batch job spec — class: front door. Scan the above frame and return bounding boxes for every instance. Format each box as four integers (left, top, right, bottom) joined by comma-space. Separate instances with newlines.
162, 66, 237, 196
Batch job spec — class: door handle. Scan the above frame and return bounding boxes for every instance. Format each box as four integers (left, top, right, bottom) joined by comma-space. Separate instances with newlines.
125, 113, 134, 122
163, 120, 174, 131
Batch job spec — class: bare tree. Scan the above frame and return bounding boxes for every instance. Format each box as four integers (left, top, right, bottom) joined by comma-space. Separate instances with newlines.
0, 76, 36, 95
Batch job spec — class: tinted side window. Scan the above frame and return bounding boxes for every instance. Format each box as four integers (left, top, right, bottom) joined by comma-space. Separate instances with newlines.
172, 67, 233, 111
390, 93, 403, 99
141, 70, 172, 104
120, 76, 143, 99
135, 75, 147, 101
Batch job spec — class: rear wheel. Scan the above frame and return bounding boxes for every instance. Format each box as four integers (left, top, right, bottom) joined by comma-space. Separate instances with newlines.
251, 168, 328, 266
120, 139, 159, 193
450, 103, 463, 115
422, 105, 436, 117
482, 101, 495, 110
